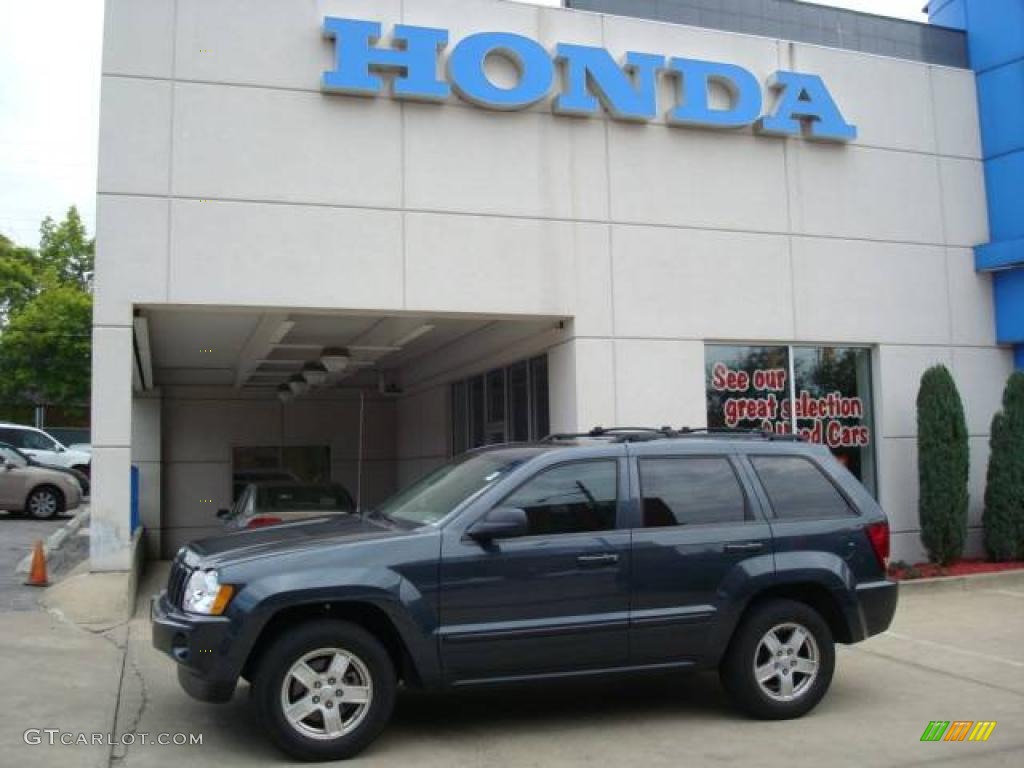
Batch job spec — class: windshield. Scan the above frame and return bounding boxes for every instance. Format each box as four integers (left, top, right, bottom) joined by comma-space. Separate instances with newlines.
374, 448, 553, 527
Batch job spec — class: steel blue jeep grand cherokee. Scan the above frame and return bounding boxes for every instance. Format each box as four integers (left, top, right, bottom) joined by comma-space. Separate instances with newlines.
152, 427, 897, 761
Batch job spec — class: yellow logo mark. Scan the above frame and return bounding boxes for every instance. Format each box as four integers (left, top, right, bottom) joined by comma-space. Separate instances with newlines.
968, 722, 997, 742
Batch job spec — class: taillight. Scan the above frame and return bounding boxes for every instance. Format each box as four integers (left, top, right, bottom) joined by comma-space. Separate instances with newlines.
247, 516, 283, 529
865, 521, 890, 571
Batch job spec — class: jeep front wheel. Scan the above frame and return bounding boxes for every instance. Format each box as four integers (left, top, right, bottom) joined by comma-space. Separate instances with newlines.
253, 620, 396, 761
720, 598, 835, 720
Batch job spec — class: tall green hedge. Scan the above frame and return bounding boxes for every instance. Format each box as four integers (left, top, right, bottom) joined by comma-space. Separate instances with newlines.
917, 365, 970, 565
983, 372, 1024, 561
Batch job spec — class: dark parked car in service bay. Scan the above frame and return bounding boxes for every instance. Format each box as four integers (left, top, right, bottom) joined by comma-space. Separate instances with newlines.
152, 428, 897, 761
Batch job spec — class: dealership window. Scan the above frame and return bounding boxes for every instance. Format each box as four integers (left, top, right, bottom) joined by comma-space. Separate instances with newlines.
451, 355, 550, 454
705, 345, 876, 495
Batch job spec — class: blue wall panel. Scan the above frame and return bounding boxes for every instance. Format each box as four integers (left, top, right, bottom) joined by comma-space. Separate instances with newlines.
985, 151, 1024, 243
963, 0, 1024, 72
977, 60, 1024, 159
933, 0, 1024, 364
929, 0, 967, 31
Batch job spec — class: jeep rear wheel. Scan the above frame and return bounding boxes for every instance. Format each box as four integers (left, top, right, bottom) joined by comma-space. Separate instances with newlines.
253, 620, 396, 761
720, 598, 835, 720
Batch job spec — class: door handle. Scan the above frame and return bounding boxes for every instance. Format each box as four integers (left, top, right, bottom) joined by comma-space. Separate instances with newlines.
723, 542, 765, 554
576, 553, 620, 568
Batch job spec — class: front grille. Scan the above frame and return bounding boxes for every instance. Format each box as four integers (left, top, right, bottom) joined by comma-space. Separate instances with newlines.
167, 556, 193, 609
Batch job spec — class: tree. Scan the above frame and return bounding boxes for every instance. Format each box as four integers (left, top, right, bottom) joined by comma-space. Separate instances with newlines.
0, 281, 92, 407
983, 372, 1024, 561
0, 208, 94, 412
38, 206, 94, 290
0, 233, 42, 321
916, 365, 970, 565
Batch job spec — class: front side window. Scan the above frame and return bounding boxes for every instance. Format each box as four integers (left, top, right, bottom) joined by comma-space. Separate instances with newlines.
21, 430, 56, 451
751, 455, 855, 520
502, 460, 618, 537
640, 457, 748, 527
0, 429, 24, 448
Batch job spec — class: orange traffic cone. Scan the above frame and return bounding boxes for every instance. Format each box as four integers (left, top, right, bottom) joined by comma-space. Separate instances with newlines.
24, 540, 49, 587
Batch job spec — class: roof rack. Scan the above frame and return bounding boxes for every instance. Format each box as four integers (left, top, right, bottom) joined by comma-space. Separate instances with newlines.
542, 426, 805, 443
542, 426, 676, 443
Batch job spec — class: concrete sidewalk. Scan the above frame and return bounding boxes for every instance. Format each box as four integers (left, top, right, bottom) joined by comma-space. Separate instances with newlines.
2, 567, 1023, 768
0, 611, 125, 768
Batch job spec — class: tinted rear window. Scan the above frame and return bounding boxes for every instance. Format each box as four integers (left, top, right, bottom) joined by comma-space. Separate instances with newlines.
639, 457, 748, 527
259, 485, 354, 513
751, 456, 855, 520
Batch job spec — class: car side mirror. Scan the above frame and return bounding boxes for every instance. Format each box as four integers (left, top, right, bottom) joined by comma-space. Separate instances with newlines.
467, 506, 529, 543
216, 508, 231, 520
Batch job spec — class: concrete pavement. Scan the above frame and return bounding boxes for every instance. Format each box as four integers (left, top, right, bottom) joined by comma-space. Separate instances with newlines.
0, 511, 77, 611
0, 611, 125, 768
1, 565, 1022, 767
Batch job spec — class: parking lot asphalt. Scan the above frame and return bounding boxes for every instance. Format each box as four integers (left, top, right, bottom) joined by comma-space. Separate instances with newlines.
106, 566, 1024, 768
0, 511, 75, 611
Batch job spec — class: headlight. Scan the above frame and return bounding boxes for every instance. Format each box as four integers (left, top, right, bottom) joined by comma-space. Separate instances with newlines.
183, 569, 234, 615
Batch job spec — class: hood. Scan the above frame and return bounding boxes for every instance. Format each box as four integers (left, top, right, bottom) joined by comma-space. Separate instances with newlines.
186, 514, 411, 568
63, 449, 90, 464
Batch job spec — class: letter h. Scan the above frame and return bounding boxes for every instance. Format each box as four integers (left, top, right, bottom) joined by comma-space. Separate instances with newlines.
322, 18, 450, 102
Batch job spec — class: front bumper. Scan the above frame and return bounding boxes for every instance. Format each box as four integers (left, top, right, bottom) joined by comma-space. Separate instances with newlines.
151, 591, 238, 703
855, 579, 899, 638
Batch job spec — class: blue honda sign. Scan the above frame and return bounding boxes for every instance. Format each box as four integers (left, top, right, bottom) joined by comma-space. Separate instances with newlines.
321, 17, 857, 142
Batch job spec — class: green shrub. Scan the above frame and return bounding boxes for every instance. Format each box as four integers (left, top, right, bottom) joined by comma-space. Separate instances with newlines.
916, 365, 969, 566
983, 372, 1024, 561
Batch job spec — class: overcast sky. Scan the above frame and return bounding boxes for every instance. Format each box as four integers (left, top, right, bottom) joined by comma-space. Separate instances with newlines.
0, 0, 928, 248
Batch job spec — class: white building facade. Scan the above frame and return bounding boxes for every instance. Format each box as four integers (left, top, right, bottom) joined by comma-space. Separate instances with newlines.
92, 0, 1009, 570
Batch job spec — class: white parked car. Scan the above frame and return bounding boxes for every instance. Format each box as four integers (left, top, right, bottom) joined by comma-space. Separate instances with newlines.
0, 423, 91, 476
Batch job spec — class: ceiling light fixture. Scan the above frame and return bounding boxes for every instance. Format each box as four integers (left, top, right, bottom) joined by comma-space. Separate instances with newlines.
320, 347, 351, 373
301, 361, 329, 386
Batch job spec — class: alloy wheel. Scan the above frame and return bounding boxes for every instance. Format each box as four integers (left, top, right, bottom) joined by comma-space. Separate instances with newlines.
279, 647, 373, 740
28, 490, 58, 518
752, 622, 820, 702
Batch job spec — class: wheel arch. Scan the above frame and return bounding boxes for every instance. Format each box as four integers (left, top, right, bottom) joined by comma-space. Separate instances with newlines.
241, 600, 422, 688
736, 583, 854, 645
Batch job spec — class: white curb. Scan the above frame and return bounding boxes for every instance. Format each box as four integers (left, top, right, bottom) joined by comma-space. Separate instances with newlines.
15, 506, 91, 575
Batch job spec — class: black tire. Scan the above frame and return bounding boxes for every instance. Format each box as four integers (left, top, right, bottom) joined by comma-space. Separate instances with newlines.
26, 486, 64, 520
252, 619, 396, 761
720, 598, 835, 720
